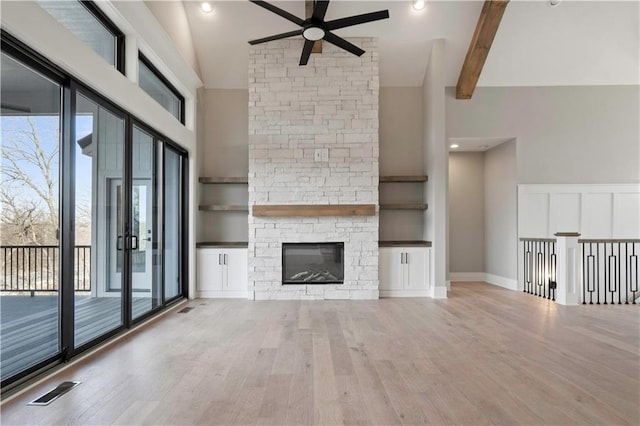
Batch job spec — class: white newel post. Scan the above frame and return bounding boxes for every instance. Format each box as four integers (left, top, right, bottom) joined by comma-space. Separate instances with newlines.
554, 232, 581, 305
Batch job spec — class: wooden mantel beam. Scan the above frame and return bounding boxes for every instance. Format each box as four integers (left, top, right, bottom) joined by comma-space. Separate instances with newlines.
456, 0, 509, 99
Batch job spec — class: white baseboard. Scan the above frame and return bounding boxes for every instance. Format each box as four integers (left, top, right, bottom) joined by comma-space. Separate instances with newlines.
449, 272, 486, 282
430, 286, 448, 299
380, 290, 430, 298
484, 273, 518, 291
197, 291, 249, 299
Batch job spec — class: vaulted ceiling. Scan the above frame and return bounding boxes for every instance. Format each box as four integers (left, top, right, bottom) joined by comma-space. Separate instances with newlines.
152, 1, 639, 89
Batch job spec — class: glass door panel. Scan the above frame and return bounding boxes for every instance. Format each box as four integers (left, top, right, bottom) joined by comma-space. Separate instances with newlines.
74, 93, 125, 348
131, 125, 160, 319
163, 147, 182, 300
0, 53, 62, 381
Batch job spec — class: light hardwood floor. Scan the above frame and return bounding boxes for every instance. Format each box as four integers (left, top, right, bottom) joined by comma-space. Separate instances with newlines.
1, 282, 639, 425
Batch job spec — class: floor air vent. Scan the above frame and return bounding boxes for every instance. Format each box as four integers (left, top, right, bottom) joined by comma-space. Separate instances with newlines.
178, 307, 194, 313
28, 381, 81, 406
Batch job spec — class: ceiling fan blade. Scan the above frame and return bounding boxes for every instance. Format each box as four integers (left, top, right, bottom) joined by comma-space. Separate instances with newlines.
299, 39, 315, 65
323, 32, 365, 57
325, 10, 389, 31
312, 0, 330, 22
249, 0, 305, 27
249, 29, 303, 45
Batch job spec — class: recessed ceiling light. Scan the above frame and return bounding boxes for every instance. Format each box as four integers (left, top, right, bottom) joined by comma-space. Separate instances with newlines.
201, 2, 214, 13
413, 0, 426, 11
548, 0, 561, 7
450, 144, 459, 149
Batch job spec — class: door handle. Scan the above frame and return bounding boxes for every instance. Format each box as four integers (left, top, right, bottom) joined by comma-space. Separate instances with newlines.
130, 235, 139, 250
224, 254, 228, 265
117, 235, 123, 251
218, 253, 222, 265
400, 253, 405, 264
404, 252, 409, 264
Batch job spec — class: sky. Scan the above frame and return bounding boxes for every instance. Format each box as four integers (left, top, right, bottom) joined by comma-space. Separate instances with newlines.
0, 114, 93, 213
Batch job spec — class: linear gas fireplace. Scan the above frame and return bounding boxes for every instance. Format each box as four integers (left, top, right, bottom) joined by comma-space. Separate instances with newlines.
282, 243, 344, 285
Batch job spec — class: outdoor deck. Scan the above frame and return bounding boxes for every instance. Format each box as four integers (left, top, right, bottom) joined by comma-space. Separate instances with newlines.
1, 295, 152, 380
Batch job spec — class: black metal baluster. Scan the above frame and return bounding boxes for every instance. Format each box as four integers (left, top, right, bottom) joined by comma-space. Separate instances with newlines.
617, 243, 621, 304
544, 241, 549, 299
596, 243, 601, 304
582, 243, 586, 304
602, 243, 611, 305
10, 248, 13, 291
2, 248, 6, 291
587, 243, 598, 305
523, 242, 527, 293
632, 244, 638, 304
550, 242, 556, 301
525, 241, 529, 293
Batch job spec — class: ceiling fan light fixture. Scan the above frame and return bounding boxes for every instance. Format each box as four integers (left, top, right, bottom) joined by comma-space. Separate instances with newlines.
413, 0, 426, 11
302, 27, 325, 41
200, 2, 213, 13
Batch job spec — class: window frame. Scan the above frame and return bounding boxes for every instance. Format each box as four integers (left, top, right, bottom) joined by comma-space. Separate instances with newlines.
138, 52, 186, 124
78, 0, 126, 74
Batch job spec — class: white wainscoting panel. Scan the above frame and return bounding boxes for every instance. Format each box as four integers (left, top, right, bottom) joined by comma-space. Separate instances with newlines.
583, 193, 613, 238
613, 193, 640, 237
552, 193, 581, 233
518, 184, 640, 238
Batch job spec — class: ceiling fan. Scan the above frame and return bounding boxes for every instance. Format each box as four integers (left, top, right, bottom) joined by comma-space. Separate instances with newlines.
248, 0, 389, 66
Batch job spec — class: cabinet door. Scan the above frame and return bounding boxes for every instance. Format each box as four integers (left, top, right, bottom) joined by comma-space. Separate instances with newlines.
404, 248, 427, 290
197, 249, 223, 291
379, 248, 404, 290
224, 249, 248, 293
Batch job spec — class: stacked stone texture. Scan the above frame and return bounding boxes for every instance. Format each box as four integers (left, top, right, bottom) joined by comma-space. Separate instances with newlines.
248, 38, 379, 300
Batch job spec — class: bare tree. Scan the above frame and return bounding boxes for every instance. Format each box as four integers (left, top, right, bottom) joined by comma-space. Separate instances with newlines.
1, 116, 59, 245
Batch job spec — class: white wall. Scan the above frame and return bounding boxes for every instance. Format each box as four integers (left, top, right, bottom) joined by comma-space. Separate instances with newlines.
379, 87, 425, 242
446, 86, 640, 184
379, 87, 423, 175
422, 39, 448, 298
145, 0, 202, 79
448, 152, 485, 274
199, 89, 249, 243
484, 140, 518, 286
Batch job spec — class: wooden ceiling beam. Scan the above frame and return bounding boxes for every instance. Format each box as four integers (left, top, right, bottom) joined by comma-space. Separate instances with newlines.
456, 0, 509, 100
305, 0, 322, 53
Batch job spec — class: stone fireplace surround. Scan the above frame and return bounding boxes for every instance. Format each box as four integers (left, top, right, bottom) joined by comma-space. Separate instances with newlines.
248, 38, 379, 300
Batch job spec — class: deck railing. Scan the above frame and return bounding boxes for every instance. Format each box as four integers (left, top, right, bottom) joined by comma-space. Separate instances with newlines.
0, 245, 91, 293
521, 238, 557, 300
580, 239, 639, 305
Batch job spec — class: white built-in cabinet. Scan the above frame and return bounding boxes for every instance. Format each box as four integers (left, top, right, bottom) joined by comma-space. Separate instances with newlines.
379, 247, 431, 297
197, 248, 248, 298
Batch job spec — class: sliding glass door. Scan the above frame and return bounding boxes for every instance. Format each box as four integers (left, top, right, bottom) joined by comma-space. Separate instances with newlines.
163, 146, 183, 301
73, 92, 126, 348
131, 125, 161, 319
0, 52, 63, 381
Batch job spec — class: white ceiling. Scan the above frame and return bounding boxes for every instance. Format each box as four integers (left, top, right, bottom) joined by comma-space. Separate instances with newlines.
177, 0, 639, 89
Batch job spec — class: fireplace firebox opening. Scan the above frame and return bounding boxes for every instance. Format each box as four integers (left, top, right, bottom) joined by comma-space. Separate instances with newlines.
282, 242, 344, 285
